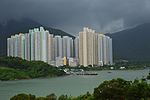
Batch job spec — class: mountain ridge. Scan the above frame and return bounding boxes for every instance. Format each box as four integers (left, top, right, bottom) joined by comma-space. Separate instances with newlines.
0, 18, 75, 56
107, 23, 150, 62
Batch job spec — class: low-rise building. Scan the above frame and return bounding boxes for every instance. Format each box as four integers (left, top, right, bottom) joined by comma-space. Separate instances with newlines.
55, 57, 64, 67
68, 58, 79, 67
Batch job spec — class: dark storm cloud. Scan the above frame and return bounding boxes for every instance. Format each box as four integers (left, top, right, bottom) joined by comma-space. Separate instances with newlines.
0, 0, 150, 34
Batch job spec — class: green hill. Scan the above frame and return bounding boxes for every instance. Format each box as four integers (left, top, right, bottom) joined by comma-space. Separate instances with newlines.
0, 56, 65, 81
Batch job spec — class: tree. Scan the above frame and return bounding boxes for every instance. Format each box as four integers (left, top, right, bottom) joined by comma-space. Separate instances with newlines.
10, 93, 36, 100
93, 78, 130, 100
58, 95, 68, 100
126, 79, 150, 100
46, 93, 57, 100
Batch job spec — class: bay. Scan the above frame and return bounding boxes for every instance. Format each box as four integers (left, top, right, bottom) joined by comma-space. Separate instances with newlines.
0, 69, 149, 100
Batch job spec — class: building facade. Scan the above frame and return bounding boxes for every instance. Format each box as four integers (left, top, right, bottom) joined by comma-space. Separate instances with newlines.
7, 27, 113, 67
79, 27, 113, 67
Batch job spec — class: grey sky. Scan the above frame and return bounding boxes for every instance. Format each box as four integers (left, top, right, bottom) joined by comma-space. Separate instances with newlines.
0, 0, 150, 34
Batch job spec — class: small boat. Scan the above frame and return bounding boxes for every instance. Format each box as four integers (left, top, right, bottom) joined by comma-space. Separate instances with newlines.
76, 72, 98, 75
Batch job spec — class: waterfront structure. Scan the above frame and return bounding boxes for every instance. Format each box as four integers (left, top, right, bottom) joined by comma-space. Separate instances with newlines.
62, 36, 73, 58
63, 57, 67, 66
79, 27, 113, 67
101, 35, 113, 65
54, 35, 63, 59
55, 57, 64, 67
7, 27, 113, 67
48, 34, 55, 64
24, 33, 30, 61
97, 34, 103, 66
68, 58, 79, 67
74, 36, 79, 59
7, 27, 74, 66
79, 27, 98, 66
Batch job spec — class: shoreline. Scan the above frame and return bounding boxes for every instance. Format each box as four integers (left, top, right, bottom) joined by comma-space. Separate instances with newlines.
1, 68, 149, 82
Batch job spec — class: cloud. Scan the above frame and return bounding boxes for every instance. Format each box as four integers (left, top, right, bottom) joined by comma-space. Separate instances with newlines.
0, 0, 150, 34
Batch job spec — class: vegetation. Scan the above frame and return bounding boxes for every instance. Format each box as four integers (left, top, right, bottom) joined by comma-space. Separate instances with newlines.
10, 78, 150, 100
0, 67, 29, 81
0, 56, 65, 81
94, 78, 150, 100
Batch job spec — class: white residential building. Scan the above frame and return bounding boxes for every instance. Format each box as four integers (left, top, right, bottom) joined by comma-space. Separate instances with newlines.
7, 26, 113, 67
